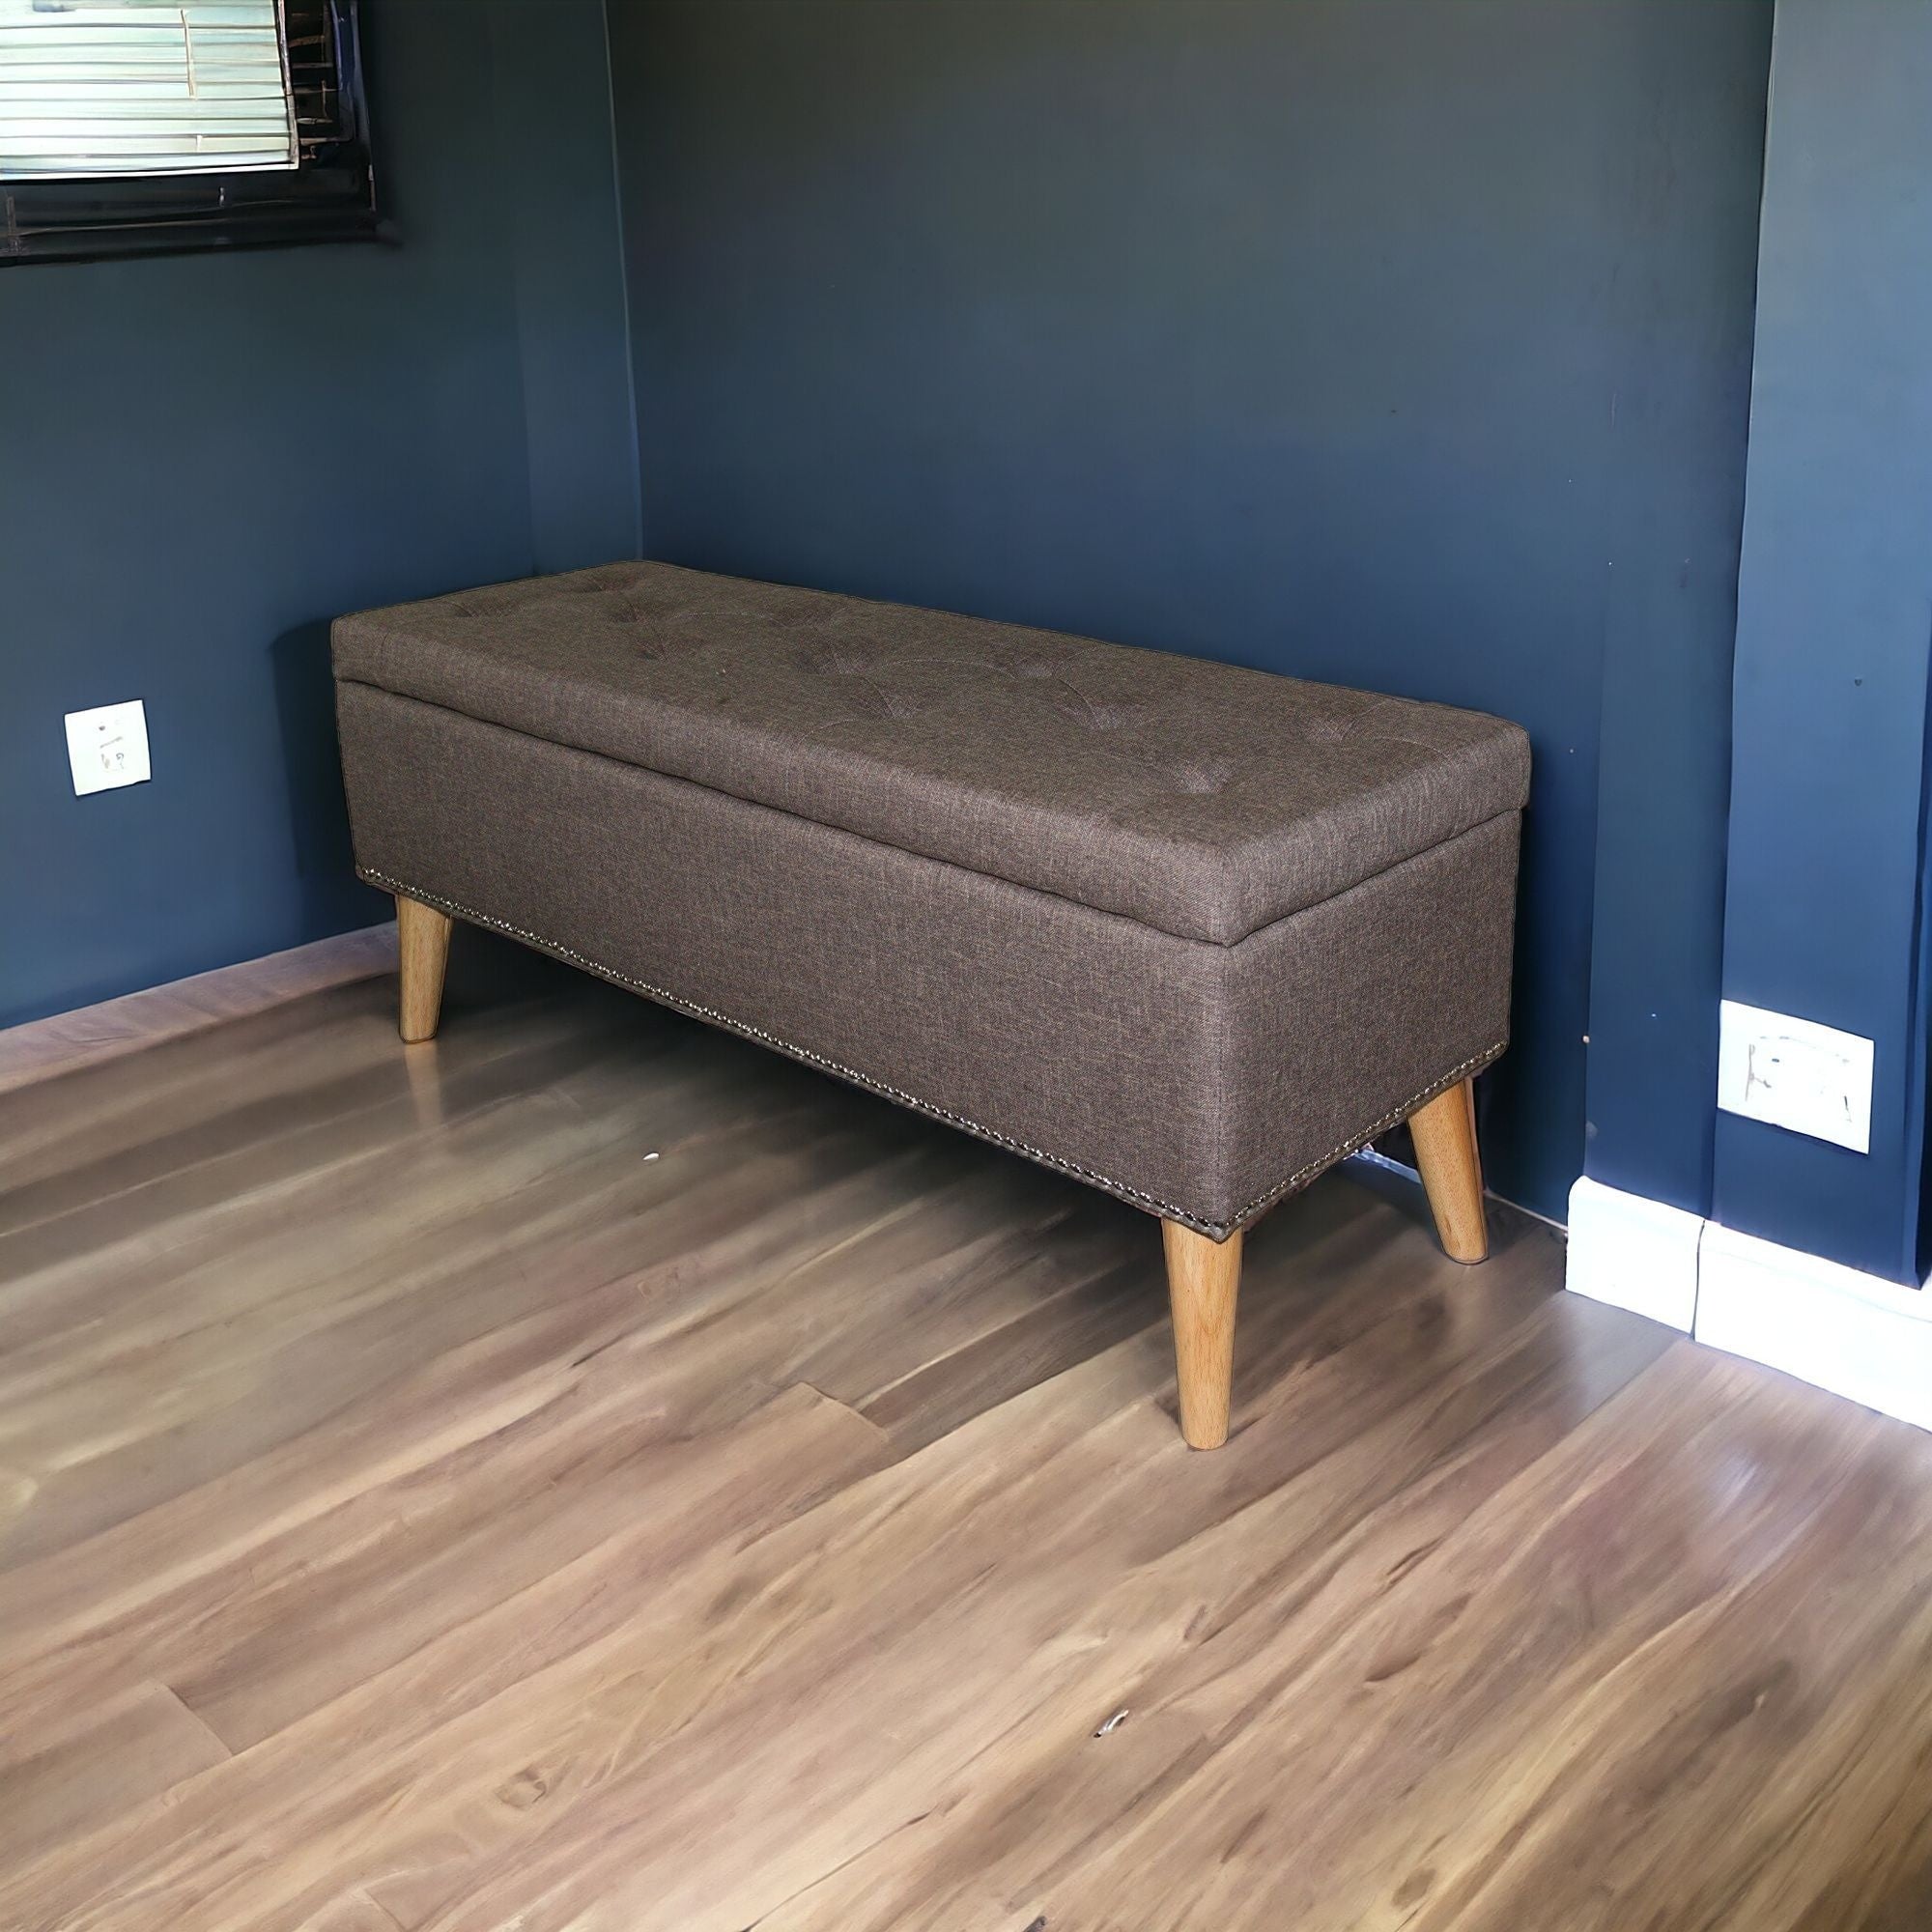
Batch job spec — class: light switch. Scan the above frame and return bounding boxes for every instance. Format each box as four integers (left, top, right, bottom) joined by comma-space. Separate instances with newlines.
65, 699, 151, 796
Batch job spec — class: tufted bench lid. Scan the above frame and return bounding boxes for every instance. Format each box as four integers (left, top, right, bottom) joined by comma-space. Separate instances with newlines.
333, 562, 1530, 947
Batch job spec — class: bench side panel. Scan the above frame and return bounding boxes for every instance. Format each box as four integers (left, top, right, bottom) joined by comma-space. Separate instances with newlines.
337, 685, 1518, 1236
1216, 813, 1520, 1230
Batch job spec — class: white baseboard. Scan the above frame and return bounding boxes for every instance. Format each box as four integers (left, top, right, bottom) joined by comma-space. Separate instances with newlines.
1564, 1176, 1702, 1331
1564, 1176, 1932, 1433
1696, 1224, 1932, 1434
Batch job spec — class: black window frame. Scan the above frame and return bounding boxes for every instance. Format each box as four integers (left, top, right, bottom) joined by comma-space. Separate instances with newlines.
1, 0, 386, 267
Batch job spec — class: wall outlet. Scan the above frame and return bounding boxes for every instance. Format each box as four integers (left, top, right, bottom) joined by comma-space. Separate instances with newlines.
1717, 999, 1873, 1153
65, 699, 151, 797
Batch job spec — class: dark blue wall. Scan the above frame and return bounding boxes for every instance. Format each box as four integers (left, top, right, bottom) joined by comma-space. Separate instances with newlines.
0, 0, 636, 1030
607, 0, 1772, 1223
1583, 12, 1770, 1221
1716, 0, 1932, 1283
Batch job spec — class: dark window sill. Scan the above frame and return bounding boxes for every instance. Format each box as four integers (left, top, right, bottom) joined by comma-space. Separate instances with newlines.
1, 208, 396, 268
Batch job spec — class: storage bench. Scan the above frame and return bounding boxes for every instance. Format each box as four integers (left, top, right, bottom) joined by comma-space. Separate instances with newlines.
333, 561, 1529, 1447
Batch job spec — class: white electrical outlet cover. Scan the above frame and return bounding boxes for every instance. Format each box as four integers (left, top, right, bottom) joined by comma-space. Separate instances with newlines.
1717, 998, 1873, 1154
65, 699, 151, 796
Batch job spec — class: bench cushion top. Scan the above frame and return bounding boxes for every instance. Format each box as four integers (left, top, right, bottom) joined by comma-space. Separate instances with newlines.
333, 561, 1529, 947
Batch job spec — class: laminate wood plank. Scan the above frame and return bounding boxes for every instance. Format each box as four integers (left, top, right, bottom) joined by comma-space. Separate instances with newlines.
856, 1253, 1158, 1453
0, 1088, 643, 1440
358, 1290, 1662, 1932
170, 1380, 895, 1754
0, 1011, 806, 1363
0, 973, 443, 1183
0, 1077, 881, 1460
296, 1892, 407, 1932
0, 923, 397, 1098
0, 1130, 1103, 1721
0, 1465, 33, 1548
0, 1023, 892, 1461
0, 1111, 706, 1562
0, 1216, 1612, 1932
0, 1099, 926, 1592
0, 938, 628, 1225
0, 1160, 1121, 1747
0, 1272, 663, 1665
0, 1383, 895, 1932
0, 998, 617, 1252
0, 1677, 229, 1872
756, 1346, 1932, 1932
0, 1364, 889, 1763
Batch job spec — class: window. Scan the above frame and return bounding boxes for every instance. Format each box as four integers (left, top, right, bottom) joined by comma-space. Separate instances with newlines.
0, 0, 381, 264
2, 1, 298, 180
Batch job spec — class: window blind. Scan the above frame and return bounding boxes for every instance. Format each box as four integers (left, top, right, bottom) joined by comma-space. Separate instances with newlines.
0, 1, 297, 182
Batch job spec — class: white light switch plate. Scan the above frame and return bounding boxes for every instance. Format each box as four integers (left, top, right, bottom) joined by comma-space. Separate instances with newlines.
1717, 999, 1873, 1153
65, 699, 151, 796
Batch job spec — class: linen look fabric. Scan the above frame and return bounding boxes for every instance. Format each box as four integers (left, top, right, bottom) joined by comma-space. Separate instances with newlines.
334, 563, 1528, 1236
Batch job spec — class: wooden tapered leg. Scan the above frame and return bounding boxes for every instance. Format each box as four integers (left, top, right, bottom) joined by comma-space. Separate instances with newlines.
395, 895, 452, 1044
1409, 1077, 1488, 1263
1161, 1220, 1242, 1450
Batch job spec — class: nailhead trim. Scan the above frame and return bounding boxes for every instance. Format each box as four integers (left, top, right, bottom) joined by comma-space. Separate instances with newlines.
360, 867, 1504, 1240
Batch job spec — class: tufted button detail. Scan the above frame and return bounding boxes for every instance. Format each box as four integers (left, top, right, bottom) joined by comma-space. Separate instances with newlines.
797, 644, 874, 678
833, 679, 922, 721
596, 592, 681, 660
1165, 757, 1236, 795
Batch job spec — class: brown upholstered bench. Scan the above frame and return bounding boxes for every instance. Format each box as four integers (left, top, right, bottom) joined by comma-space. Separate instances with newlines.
333, 562, 1529, 1447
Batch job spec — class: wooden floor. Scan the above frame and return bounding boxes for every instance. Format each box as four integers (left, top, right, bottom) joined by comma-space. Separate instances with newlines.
6, 940, 1932, 1932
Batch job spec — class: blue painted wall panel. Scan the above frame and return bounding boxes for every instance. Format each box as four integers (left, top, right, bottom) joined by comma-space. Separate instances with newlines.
1715, 0, 1932, 1281
1582, 10, 1769, 1217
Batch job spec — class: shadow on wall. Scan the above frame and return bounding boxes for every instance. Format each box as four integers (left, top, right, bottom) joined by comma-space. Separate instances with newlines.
270, 620, 384, 939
